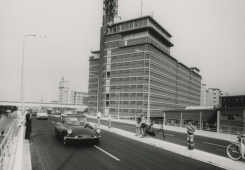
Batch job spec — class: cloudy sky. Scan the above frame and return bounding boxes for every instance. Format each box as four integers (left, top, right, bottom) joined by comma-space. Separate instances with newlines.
1, 0, 245, 103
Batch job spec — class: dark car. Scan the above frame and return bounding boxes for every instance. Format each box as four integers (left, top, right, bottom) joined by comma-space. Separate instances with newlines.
54, 114, 101, 146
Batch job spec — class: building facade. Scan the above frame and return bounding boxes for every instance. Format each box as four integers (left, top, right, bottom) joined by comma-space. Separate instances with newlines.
207, 88, 222, 106
88, 15, 202, 117
59, 78, 88, 105
200, 84, 208, 106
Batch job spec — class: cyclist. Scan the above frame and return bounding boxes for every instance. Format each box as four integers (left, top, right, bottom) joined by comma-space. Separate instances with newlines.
187, 119, 195, 150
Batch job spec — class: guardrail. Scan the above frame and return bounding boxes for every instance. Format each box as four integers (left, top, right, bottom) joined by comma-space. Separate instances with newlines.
0, 118, 18, 170
220, 125, 245, 135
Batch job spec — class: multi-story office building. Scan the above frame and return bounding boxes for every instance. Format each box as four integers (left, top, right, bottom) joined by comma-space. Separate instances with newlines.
207, 88, 222, 106
74, 92, 88, 105
200, 84, 208, 106
88, 15, 202, 117
59, 78, 88, 105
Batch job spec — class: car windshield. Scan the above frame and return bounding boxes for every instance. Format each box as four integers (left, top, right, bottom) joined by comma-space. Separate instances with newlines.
67, 116, 87, 126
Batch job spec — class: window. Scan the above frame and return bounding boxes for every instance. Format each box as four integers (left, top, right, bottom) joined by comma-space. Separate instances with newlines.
221, 114, 242, 121
117, 86, 122, 89
110, 86, 116, 89
138, 69, 144, 72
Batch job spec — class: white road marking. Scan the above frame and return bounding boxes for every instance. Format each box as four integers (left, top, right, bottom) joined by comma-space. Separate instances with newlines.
51, 121, 55, 123
203, 142, 226, 148
122, 125, 174, 136
94, 145, 120, 161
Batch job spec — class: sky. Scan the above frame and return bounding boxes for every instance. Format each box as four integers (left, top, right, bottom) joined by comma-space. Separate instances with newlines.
0, 0, 245, 103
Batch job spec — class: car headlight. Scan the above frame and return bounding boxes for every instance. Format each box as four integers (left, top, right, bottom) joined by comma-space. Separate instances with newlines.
96, 129, 101, 134
67, 129, 72, 134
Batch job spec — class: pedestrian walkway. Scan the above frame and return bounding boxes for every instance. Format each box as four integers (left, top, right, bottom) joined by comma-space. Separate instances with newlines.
86, 115, 238, 141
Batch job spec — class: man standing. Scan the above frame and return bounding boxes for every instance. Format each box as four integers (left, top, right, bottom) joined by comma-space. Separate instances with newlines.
97, 110, 101, 126
25, 109, 32, 140
187, 119, 196, 150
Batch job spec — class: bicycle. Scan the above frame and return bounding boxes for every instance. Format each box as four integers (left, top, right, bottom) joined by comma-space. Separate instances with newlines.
227, 134, 245, 160
145, 122, 166, 139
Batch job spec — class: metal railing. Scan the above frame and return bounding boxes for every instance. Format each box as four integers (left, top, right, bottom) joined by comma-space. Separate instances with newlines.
220, 125, 245, 135
0, 118, 18, 170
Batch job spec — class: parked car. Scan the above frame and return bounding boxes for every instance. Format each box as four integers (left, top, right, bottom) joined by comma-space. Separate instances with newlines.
54, 114, 101, 146
37, 110, 48, 120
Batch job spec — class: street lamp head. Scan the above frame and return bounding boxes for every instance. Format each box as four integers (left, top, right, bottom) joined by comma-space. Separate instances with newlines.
34, 35, 46, 38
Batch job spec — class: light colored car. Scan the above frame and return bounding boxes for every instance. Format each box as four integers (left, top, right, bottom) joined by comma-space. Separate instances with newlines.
37, 110, 48, 120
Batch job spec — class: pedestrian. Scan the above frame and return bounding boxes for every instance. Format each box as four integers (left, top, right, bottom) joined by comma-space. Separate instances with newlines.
25, 109, 32, 140
17, 108, 23, 128
97, 110, 101, 126
186, 119, 196, 150
140, 113, 147, 138
135, 115, 141, 136
108, 113, 111, 128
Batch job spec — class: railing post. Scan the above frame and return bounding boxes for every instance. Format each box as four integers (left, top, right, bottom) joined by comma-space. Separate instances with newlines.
217, 110, 220, 133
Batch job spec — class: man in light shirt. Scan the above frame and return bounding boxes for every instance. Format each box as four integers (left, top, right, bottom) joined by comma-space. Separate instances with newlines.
97, 110, 101, 126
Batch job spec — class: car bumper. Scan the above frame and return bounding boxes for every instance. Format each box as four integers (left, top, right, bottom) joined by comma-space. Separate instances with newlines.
37, 117, 48, 119
64, 135, 100, 142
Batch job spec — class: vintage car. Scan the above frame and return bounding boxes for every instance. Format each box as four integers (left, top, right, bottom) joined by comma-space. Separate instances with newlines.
37, 110, 48, 120
54, 114, 101, 146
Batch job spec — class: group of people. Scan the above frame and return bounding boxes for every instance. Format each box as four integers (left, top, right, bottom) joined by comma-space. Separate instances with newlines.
17, 108, 32, 140
97, 110, 196, 150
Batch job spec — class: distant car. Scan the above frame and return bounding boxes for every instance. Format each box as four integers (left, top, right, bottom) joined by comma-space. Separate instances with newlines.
54, 114, 101, 146
37, 110, 48, 120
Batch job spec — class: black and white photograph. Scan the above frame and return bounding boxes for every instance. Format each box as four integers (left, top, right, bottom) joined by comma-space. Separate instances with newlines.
0, 0, 245, 170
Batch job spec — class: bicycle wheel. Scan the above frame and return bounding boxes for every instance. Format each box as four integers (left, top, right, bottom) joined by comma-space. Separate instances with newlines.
227, 143, 241, 160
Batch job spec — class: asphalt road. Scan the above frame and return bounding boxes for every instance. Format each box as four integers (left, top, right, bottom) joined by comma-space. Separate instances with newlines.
28, 115, 225, 170
87, 118, 233, 158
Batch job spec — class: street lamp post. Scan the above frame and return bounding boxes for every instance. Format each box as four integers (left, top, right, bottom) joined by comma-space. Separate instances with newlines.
21, 35, 46, 113
135, 49, 150, 124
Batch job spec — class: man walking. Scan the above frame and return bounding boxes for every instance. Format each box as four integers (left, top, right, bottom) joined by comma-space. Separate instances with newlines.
187, 119, 195, 150
97, 110, 101, 126
25, 109, 32, 140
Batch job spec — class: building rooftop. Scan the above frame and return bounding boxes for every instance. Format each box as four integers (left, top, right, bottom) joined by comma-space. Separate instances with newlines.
113, 15, 172, 37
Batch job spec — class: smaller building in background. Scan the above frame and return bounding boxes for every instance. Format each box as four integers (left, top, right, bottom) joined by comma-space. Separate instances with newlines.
200, 85, 223, 106
59, 77, 88, 105
207, 88, 222, 106
200, 84, 208, 106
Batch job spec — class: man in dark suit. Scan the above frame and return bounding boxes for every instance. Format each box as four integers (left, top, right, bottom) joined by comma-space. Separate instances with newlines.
25, 109, 32, 140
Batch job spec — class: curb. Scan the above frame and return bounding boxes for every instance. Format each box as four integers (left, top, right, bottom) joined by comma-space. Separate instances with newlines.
90, 123, 245, 170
